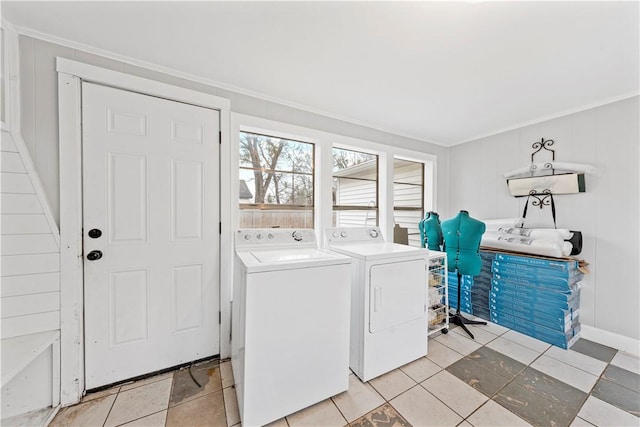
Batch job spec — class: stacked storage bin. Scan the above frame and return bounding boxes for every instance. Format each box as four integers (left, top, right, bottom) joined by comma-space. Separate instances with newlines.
488, 252, 582, 349
448, 252, 493, 319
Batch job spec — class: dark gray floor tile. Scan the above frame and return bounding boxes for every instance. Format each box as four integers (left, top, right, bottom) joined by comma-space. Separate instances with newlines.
465, 346, 527, 379
601, 364, 640, 393
495, 382, 578, 427
350, 403, 411, 427
170, 360, 222, 407
592, 378, 640, 417
513, 367, 588, 411
446, 357, 512, 397
570, 339, 618, 363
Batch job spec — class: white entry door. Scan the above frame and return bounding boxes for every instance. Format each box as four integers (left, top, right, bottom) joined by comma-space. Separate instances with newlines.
82, 82, 220, 389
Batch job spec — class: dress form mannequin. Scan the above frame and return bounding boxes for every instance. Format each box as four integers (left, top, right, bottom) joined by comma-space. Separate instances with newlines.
441, 210, 487, 339
419, 211, 443, 251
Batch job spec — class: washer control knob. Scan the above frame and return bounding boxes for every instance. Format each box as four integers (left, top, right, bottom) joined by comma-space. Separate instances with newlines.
267, 233, 274, 240
256, 233, 263, 240
292, 231, 303, 242
332, 231, 339, 238
369, 228, 379, 238
243, 233, 252, 240
340, 230, 347, 238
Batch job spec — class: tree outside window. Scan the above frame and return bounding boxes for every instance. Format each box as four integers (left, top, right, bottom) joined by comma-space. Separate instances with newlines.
239, 132, 314, 228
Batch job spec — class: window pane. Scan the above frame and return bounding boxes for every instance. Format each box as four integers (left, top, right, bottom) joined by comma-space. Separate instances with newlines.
332, 148, 377, 174
393, 183, 422, 208
240, 131, 313, 173
239, 208, 314, 229
332, 147, 378, 228
393, 210, 423, 247
393, 159, 424, 247
333, 177, 377, 207
332, 210, 377, 228
239, 131, 314, 228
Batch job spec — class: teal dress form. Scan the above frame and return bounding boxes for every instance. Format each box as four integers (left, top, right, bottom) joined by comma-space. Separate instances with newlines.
441, 210, 486, 276
419, 211, 443, 251
441, 210, 487, 338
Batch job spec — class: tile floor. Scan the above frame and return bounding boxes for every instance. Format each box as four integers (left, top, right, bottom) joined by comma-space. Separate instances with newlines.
49, 319, 640, 427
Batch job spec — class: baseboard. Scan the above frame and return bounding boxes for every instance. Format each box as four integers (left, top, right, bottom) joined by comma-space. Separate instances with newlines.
581, 325, 640, 356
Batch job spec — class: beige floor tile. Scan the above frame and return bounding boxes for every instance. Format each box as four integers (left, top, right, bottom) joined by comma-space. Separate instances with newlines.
502, 330, 551, 353
390, 385, 462, 427
434, 331, 482, 356
544, 346, 607, 376
81, 385, 121, 403
399, 357, 442, 383
120, 410, 167, 426
420, 370, 488, 418
427, 339, 465, 368
450, 324, 499, 345
120, 371, 174, 392
166, 390, 227, 427
264, 417, 288, 427
286, 398, 347, 427
105, 378, 173, 427
530, 355, 598, 393
332, 374, 385, 422
485, 336, 542, 365
223, 386, 240, 426
220, 360, 235, 388
457, 421, 473, 427
610, 351, 640, 375
369, 369, 416, 401
50, 394, 116, 427
478, 320, 510, 337
577, 396, 640, 427
466, 399, 532, 426
569, 416, 596, 426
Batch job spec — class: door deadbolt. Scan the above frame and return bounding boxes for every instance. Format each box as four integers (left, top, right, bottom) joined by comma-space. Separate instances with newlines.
87, 250, 103, 261
88, 229, 102, 239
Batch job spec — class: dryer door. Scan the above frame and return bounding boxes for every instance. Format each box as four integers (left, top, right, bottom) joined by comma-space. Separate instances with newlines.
369, 259, 426, 333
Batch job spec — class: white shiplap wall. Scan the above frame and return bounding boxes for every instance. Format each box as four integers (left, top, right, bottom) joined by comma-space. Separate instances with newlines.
1, 131, 61, 338
1, 130, 61, 419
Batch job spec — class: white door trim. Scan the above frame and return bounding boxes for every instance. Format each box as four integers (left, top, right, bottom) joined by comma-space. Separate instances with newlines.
57, 58, 231, 405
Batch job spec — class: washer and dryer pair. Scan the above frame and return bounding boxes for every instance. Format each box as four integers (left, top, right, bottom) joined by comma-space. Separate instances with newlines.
232, 227, 428, 426
325, 226, 429, 382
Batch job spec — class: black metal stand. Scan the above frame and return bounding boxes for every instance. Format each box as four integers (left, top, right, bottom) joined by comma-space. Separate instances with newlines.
450, 271, 486, 340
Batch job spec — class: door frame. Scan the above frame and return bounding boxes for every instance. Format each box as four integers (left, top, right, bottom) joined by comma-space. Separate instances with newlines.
57, 58, 231, 405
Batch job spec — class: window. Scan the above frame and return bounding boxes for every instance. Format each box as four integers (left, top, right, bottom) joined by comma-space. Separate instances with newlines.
332, 147, 378, 227
393, 158, 425, 247
239, 131, 314, 228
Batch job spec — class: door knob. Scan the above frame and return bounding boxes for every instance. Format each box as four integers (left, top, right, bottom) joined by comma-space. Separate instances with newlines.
88, 229, 102, 238
87, 250, 103, 261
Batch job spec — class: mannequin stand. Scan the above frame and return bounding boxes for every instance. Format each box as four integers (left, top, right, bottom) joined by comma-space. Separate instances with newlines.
450, 271, 486, 339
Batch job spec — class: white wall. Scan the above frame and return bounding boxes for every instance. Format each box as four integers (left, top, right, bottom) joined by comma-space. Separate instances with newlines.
447, 96, 640, 342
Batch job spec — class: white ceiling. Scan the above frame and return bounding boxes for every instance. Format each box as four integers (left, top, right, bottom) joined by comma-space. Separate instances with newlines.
3, 1, 639, 146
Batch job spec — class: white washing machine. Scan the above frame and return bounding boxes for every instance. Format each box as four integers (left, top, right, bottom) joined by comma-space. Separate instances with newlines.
325, 227, 429, 382
232, 229, 352, 427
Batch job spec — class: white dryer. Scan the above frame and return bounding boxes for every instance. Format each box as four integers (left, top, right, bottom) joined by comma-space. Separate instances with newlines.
232, 229, 351, 427
325, 227, 428, 382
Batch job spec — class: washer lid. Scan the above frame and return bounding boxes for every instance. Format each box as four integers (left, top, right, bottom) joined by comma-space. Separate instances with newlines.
328, 242, 428, 261
237, 248, 351, 273
251, 248, 341, 263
